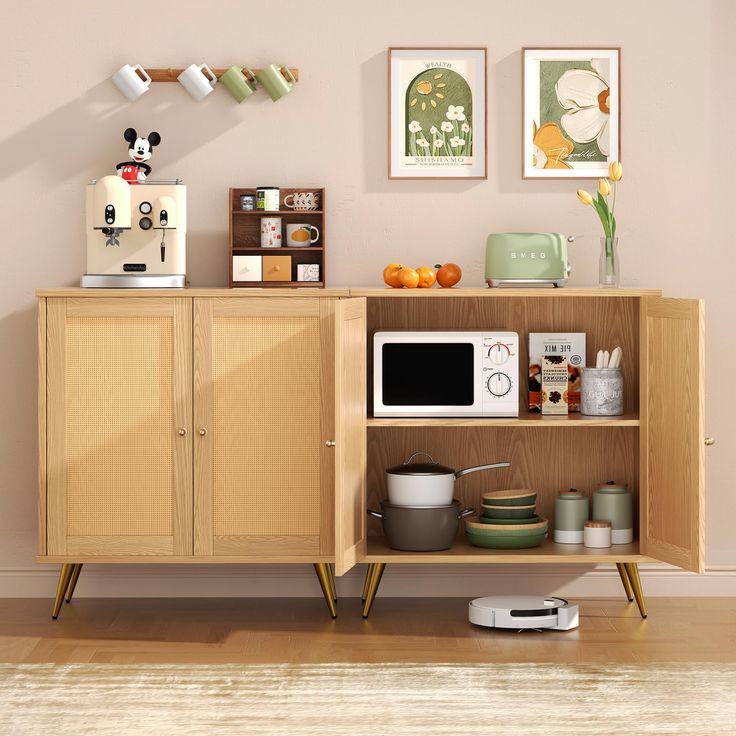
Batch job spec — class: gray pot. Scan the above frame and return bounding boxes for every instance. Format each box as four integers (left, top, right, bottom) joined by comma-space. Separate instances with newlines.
368, 499, 475, 551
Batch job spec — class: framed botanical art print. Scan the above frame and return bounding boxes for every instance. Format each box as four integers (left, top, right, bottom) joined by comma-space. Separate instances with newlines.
522, 48, 620, 179
389, 47, 487, 179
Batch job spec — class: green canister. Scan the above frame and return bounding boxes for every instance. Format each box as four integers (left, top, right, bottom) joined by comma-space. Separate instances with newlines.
592, 481, 633, 544
553, 489, 589, 544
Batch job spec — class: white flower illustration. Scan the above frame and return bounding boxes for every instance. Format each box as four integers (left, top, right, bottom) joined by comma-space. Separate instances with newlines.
461, 122, 470, 133
555, 59, 611, 155
416, 137, 430, 148
449, 136, 465, 148
408, 120, 422, 133
446, 105, 466, 121
440, 121, 453, 133
430, 126, 438, 134
433, 138, 443, 149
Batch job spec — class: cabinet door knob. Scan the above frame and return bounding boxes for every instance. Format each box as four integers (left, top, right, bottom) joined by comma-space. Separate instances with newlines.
704, 437, 715, 446
325, 440, 335, 447
199, 428, 208, 436
177, 428, 187, 437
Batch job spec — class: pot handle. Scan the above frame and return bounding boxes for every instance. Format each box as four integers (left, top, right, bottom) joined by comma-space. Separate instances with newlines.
403, 451, 437, 466
367, 510, 384, 519
457, 507, 475, 519
455, 461, 511, 479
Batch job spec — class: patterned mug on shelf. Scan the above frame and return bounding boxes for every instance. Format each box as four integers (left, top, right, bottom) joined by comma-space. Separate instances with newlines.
284, 192, 319, 211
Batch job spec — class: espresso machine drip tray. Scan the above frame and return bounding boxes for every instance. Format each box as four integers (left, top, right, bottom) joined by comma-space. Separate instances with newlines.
80, 274, 185, 288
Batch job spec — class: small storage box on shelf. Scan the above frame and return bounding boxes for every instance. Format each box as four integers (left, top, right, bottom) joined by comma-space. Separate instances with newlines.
228, 187, 325, 288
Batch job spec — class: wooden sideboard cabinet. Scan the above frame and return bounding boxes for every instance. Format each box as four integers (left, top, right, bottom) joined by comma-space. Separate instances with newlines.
37, 288, 707, 622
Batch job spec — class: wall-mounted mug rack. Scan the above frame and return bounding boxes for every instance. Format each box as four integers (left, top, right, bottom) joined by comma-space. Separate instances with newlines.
112, 64, 299, 102
145, 67, 300, 82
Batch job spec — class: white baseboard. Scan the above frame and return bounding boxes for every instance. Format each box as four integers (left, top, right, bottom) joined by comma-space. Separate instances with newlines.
1, 564, 734, 598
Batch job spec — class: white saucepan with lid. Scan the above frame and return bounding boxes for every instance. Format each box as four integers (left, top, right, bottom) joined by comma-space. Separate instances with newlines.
386, 452, 511, 507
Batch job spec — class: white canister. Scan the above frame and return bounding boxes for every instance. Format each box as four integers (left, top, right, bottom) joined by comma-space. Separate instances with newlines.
581, 368, 624, 416
583, 520, 612, 548
260, 217, 282, 248
257, 187, 280, 212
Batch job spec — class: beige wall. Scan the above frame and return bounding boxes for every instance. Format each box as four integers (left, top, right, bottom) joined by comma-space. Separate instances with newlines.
1, 0, 732, 593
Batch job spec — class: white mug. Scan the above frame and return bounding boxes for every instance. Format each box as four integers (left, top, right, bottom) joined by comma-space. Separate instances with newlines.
260, 217, 282, 248
285, 223, 319, 247
112, 64, 152, 102
284, 192, 319, 210
177, 63, 218, 101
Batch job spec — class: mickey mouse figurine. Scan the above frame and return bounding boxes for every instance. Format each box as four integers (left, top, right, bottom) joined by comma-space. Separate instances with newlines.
116, 127, 161, 183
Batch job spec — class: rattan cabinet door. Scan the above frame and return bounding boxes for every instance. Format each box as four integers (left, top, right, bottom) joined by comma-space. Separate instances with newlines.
46, 298, 193, 557
194, 297, 333, 558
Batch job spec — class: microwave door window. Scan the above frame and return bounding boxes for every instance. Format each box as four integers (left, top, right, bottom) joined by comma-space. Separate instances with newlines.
382, 343, 475, 405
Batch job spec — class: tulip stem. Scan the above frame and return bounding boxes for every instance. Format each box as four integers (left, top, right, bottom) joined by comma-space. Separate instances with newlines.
610, 181, 617, 238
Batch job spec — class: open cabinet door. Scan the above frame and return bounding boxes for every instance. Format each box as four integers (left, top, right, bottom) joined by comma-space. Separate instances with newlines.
640, 297, 705, 572
334, 298, 367, 575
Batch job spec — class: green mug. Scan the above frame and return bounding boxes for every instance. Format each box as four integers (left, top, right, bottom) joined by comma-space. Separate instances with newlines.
256, 64, 296, 101
220, 66, 257, 103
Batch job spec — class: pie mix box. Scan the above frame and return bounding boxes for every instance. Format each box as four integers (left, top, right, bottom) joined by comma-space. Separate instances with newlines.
529, 333, 586, 412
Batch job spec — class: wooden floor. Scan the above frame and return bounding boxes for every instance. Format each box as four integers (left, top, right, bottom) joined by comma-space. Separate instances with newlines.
0, 597, 734, 664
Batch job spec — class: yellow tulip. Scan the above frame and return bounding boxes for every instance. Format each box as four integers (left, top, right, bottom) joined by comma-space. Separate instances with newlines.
576, 189, 593, 206
609, 161, 623, 181
598, 178, 611, 197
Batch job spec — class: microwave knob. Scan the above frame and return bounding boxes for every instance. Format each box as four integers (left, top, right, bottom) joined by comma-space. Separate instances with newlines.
487, 343, 510, 365
487, 372, 512, 397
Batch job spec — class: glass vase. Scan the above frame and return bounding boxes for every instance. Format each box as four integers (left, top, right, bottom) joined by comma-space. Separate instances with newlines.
599, 236, 620, 288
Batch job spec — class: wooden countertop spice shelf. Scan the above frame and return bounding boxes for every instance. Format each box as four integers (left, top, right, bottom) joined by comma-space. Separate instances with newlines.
228, 187, 326, 288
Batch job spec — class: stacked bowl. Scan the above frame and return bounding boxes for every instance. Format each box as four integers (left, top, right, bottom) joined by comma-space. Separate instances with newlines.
465, 489, 548, 549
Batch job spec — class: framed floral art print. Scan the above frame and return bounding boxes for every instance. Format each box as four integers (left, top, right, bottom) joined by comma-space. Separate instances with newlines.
522, 48, 620, 179
389, 47, 487, 179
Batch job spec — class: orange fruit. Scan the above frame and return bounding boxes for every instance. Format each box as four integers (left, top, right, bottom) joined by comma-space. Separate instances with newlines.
416, 266, 436, 288
398, 267, 420, 288
383, 263, 404, 288
435, 263, 462, 288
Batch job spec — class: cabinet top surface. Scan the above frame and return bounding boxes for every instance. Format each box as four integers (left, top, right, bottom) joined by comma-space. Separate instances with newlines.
36, 286, 663, 298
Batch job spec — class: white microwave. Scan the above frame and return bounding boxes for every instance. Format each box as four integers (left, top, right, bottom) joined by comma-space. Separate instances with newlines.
373, 331, 519, 418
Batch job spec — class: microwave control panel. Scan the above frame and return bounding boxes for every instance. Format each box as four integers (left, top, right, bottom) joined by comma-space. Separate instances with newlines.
482, 332, 519, 417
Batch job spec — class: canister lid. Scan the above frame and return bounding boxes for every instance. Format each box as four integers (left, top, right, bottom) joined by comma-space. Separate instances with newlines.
585, 520, 611, 528
596, 480, 629, 493
558, 488, 586, 498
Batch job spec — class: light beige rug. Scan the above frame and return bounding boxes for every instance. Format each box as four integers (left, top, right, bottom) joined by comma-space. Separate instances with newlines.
2, 663, 735, 735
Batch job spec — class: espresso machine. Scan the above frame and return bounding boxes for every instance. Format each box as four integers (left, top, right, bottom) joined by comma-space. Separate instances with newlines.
81, 175, 187, 287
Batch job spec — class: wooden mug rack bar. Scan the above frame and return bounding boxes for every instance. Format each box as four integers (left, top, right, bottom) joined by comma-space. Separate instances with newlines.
147, 67, 300, 82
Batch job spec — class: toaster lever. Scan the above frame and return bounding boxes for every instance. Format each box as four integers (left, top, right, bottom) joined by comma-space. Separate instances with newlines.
567, 234, 583, 243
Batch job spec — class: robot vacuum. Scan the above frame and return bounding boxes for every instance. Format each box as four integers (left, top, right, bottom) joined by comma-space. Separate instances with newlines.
469, 595, 579, 631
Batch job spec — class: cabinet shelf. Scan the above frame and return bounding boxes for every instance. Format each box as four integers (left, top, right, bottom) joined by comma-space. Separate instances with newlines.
232, 210, 324, 215
233, 246, 324, 252
365, 536, 647, 563
366, 411, 640, 428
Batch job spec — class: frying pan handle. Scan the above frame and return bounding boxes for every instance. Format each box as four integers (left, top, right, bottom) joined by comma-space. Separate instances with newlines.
455, 461, 511, 479
403, 451, 437, 466
367, 510, 384, 519
457, 507, 475, 519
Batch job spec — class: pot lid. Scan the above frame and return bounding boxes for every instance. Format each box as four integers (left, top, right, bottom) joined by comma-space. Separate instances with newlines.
386, 451, 454, 476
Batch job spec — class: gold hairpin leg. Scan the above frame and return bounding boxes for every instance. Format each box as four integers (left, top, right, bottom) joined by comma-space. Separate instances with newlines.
52, 564, 74, 620
326, 564, 337, 602
64, 564, 83, 604
624, 562, 647, 619
616, 562, 634, 601
361, 565, 372, 602
313, 563, 337, 619
362, 563, 386, 619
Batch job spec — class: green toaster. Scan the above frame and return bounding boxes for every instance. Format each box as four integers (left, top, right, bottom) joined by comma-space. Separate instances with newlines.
485, 232, 576, 288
